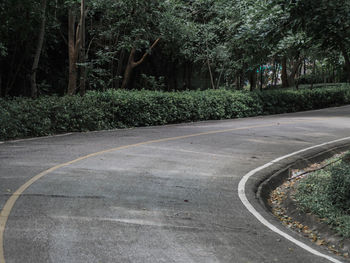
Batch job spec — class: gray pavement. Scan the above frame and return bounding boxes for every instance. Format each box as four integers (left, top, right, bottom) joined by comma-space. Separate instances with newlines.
1, 106, 350, 263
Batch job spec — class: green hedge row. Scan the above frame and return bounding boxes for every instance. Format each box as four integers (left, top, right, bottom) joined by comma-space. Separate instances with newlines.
1, 85, 350, 140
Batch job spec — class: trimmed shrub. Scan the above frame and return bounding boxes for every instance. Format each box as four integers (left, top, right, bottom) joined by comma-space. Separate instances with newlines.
0, 84, 350, 140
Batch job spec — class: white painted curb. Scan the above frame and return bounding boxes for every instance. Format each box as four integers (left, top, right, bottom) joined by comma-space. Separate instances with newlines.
238, 137, 350, 263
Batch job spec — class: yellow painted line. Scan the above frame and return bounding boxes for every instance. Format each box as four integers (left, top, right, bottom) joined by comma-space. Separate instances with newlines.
0, 118, 327, 263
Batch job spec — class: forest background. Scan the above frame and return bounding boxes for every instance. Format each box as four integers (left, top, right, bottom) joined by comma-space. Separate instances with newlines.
1, 0, 350, 98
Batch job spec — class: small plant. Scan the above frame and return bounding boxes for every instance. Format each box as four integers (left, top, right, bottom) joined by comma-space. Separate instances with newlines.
295, 152, 350, 238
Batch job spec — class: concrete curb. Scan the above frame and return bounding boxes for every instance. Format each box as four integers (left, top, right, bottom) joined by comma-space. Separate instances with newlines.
246, 139, 350, 262
256, 140, 350, 212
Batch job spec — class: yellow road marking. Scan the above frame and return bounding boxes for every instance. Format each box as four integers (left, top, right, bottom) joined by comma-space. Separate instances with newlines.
0, 119, 328, 262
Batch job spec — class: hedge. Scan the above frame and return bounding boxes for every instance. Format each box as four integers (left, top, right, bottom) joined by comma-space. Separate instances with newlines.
1, 85, 350, 140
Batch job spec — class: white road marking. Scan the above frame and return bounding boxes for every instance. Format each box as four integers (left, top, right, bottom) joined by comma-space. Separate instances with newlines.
238, 137, 350, 263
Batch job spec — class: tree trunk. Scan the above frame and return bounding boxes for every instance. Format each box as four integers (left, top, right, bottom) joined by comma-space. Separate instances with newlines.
216, 68, 224, 89
0, 74, 2, 97
271, 60, 277, 89
121, 38, 160, 89
310, 61, 316, 89
281, 57, 289, 88
288, 59, 302, 87
274, 64, 279, 88
121, 48, 136, 90
207, 57, 215, 89
30, 0, 47, 98
205, 39, 215, 89
79, 0, 86, 96
248, 70, 257, 91
68, 10, 78, 95
341, 48, 350, 82
67, 3, 83, 95
186, 63, 192, 89
115, 49, 126, 89
259, 66, 263, 91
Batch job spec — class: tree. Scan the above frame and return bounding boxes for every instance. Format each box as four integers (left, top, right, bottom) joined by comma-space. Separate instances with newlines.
30, 0, 47, 98
283, 0, 350, 81
67, 0, 86, 95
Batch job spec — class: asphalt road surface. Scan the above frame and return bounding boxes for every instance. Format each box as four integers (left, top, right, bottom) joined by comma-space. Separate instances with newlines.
1, 106, 350, 263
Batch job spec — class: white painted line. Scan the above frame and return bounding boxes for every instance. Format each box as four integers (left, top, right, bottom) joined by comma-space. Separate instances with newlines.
238, 137, 350, 263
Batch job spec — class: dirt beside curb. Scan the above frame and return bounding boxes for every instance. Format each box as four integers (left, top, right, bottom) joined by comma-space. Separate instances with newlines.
269, 158, 350, 260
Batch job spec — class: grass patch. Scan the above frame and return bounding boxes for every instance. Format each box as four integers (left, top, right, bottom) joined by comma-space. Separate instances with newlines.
294, 152, 350, 238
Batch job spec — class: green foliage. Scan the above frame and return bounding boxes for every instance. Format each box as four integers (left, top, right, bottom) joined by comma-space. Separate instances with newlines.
329, 154, 350, 212
295, 153, 350, 237
1, 85, 350, 140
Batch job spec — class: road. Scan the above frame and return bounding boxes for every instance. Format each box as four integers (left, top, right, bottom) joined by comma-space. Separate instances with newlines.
1, 106, 350, 263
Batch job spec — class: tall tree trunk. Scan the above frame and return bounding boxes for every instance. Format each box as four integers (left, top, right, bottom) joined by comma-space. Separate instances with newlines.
121, 38, 160, 89
274, 64, 280, 88
249, 69, 257, 91
0, 74, 2, 97
310, 61, 316, 89
115, 50, 126, 89
288, 58, 302, 87
271, 60, 277, 89
216, 68, 224, 89
30, 0, 47, 98
79, 0, 86, 96
186, 63, 192, 89
68, 10, 78, 95
207, 58, 215, 89
281, 57, 289, 88
341, 48, 350, 82
205, 39, 215, 89
259, 66, 263, 91
68, 2, 83, 95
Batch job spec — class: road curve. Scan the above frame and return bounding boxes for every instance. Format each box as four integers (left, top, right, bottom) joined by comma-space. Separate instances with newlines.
1, 106, 350, 263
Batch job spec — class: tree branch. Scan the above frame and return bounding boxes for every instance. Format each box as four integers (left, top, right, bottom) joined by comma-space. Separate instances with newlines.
133, 38, 161, 67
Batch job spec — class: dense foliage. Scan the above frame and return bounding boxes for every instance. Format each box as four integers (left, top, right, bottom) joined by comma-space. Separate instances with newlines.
0, 0, 349, 97
1, 84, 349, 140
295, 152, 350, 238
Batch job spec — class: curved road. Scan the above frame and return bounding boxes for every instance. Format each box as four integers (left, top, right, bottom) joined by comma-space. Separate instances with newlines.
1, 106, 350, 263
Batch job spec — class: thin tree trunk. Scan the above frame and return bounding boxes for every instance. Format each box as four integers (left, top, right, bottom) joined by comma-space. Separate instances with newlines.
205, 39, 215, 89
271, 60, 277, 88
0, 74, 2, 97
281, 57, 289, 88
260, 66, 263, 91
207, 58, 215, 89
115, 50, 126, 89
341, 47, 350, 82
186, 63, 192, 89
121, 48, 136, 90
274, 64, 280, 88
216, 68, 224, 89
30, 0, 47, 99
310, 61, 316, 89
79, 0, 86, 96
68, 10, 78, 95
121, 38, 160, 89
68, 4, 82, 95
249, 70, 257, 91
